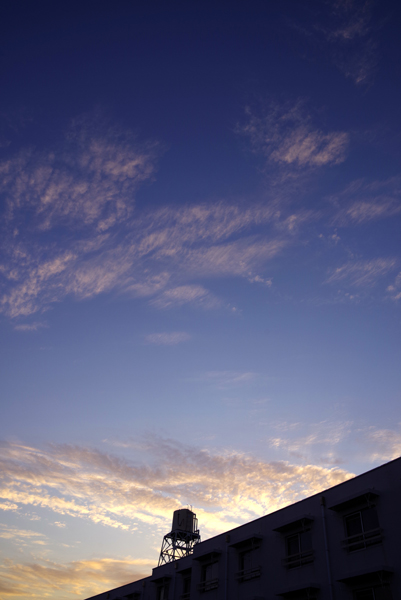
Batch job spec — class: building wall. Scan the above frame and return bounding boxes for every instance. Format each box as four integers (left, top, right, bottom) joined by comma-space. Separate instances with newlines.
85, 456, 401, 600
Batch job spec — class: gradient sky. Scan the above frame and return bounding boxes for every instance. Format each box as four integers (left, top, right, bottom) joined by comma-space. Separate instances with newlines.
1, 1, 401, 598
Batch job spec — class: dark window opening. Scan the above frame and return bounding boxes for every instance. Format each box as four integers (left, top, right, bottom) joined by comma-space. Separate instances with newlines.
157, 584, 169, 600
236, 549, 261, 582
197, 562, 219, 593
284, 529, 313, 568
277, 587, 319, 599
353, 585, 392, 600
181, 571, 191, 600
344, 507, 381, 552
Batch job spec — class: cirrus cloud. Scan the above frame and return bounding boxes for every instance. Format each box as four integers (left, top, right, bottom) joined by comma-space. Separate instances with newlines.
0, 115, 298, 321
387, 271, 401, 301
0, 437, 353, 541
326, 257, 397, 287
331, 177, 401, 225
144, 332, 191, 345
0, 556, 153, 600
239, 101, 349, 170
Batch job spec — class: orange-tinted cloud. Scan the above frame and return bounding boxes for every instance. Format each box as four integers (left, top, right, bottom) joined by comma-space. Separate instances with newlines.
0, 437, 353, 538
0, 557, 152, 600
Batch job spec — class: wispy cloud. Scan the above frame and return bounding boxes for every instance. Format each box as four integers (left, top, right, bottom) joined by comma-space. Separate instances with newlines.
1, 207, 287, 317
267, 420, 401, 467
239, 101, 348, 171
0, 556, 153, 600
0, 502, 18, 511
144, 332, 191, 345
331, 177, 401, 225
309, 0, 379, 86
330, 0, 378, 85
0, 525, 46, 543
0, 115, 159, 318
387, 271, 401, 300
0, 438, 352, 543
0, 116, 158, 233
203, 371, 257, 388
13, 321, 47, 332
150, 285, 220, 310
247, 275, 272, 286
268, 420, 353, 465
0, 431, 359, 599
359, 425, 401, 462
326, 258, 397, 287
0, 115, 298, 320
330, 0, 372, 40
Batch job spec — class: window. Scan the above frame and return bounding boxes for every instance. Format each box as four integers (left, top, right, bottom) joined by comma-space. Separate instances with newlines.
278, 585, 319, 599
230, 534, 262, 583
157, 584, 169, 600
180, 570, 191, 600
344, 507, 381, 552
237, 548, 261, 581
353, 585, 392, 600
285, 529, 313, 568
197, 561, 219, 593
194, 550, 221, 593
328, 490, 382, 553
273, 516, 314, 569
339, 567, 393, 600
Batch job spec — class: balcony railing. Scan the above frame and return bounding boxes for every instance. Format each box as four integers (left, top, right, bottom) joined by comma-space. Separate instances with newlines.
236, 565, 261, 582
282, 549, 314, 569
342, 527, 382, 552
197, 578, 219, 593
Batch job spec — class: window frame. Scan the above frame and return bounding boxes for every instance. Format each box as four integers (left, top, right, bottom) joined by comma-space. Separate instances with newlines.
273, 516, 314, 570
284, 530, 313, 568
342, 506, 382, 553
197, 560, 219, 593
276, 584, 319, 599
338, 566, 393, 599
157, 583, 169, 600
352, 584, 393, 599
236, 547, 261, 582
180, 568, 191, 600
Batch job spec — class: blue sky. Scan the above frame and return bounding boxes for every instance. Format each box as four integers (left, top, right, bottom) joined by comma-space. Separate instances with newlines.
1, 1, 401, 598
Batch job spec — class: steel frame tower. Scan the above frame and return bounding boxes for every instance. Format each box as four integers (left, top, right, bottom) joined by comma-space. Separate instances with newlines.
158, 509, 200, 566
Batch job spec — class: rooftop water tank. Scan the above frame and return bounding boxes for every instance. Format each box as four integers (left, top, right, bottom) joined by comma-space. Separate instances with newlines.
171, 508, 198, 533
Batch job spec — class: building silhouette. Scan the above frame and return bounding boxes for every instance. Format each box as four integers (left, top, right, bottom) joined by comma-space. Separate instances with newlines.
85, 456, 400, 600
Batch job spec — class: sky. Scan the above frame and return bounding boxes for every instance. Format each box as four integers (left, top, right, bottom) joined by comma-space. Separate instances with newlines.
1, 0, 401, 598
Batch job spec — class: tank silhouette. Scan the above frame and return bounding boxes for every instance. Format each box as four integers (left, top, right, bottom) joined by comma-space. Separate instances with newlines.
158, 508, 200, 565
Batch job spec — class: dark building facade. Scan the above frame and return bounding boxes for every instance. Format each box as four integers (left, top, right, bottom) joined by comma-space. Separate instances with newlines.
85, 456, 401, 600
